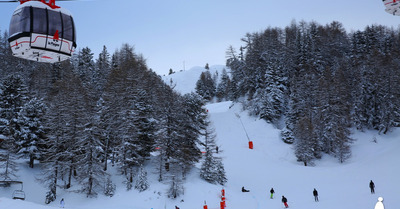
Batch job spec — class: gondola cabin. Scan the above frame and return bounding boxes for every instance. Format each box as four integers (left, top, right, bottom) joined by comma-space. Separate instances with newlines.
8, 0, 76, 63
383, 0, 400, 16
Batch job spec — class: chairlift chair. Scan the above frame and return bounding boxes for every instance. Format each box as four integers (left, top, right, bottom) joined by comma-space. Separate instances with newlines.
0, 180, 26, 200
10, 181, 25, 200
12, 189, 26, 200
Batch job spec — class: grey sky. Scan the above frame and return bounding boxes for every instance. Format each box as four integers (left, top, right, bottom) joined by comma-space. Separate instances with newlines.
0, 0, 399, 75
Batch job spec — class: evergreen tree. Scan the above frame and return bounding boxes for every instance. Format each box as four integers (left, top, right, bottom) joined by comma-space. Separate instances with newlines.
294, 114, 316, 166
195, 71, 216, 101
200, 119, 227, 185
155, 88, 184, 181
15, 98, 46, 168
104, 177, 116, 197
0, 150, 18, 180
205, 63, 210, 70
176, 93, 206, 176
94, 45, 111, 97
75, 47, 95, 85
44, 67, 91, 190
167, 175, 183, 199
0, 75, 29, 154
280, 126, 295, 144
135, 165, 149, 192
216, 68, 231, 102
75, 122, 107, 197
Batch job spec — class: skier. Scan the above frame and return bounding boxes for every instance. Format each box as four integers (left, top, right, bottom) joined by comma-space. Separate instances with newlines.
282, 196, 289, 208
242, 186, 250, 192
313, 188, 319, 202
374, 197, 385, 209
370, 180, 375, 194
175, 206, 180, 209
270, 188, 275, 199
60, 198, 65, 208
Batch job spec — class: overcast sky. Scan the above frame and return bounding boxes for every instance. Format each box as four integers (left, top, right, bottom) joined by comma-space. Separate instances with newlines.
0, 0, 399, 75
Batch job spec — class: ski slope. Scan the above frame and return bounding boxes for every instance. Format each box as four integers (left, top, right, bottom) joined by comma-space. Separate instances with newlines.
1, 66, 399, 209
162, 65, 227, 95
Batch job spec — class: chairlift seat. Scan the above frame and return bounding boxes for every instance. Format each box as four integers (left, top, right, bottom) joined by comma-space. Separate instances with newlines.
12, 190, 26, 200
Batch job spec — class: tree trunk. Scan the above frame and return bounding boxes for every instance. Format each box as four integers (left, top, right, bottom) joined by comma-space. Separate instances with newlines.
29, 154, 34, 168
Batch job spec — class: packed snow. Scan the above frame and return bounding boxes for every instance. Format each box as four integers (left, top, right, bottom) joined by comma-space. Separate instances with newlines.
1, 66, 398, 209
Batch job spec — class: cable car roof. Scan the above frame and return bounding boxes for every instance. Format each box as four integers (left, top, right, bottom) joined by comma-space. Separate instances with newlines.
15, 0, 73, 16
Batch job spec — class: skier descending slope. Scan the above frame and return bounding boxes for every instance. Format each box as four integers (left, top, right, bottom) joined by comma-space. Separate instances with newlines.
282, 196, 289, 208
270, 188, 275, 199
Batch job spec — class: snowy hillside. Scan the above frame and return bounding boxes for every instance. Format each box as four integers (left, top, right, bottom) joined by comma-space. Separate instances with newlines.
1, 68, 399, 209
162, 65, 228, 95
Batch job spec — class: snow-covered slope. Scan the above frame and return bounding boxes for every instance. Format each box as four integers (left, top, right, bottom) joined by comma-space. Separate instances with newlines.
1, 68, 399, 209
162, 65, 228, 95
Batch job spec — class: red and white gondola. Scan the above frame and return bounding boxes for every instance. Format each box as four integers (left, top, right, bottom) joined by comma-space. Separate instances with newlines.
7, 0, 76, 63
383, 0, 400, 16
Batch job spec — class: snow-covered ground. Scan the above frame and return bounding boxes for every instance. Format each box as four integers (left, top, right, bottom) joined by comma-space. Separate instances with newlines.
1, 66, 399, 209
162, 65, 228, 95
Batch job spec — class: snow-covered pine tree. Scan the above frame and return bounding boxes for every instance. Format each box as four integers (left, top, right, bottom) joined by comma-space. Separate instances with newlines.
39, 133, 62, 204
330, 65, 353, 163
200, 151, 218, 184
195, 71, 216, 101
226, 45, 246, 101
74, 47, 95, 87
75, 122, 107, 197
95, 45, 111, 91
40, 71, 87, 200
104, 177, 116, 197
200, 119, 226, 185
135, 165, 149, 192
131, 90, 157, 165
280, 125, 295, 144
176, 93, 206, 177
294, 114, 316, 166
42, 66, 92, 190
100, 59, 129, 172
205, 63, 210, 70
0, 74, 29, 153
155, 86, 185, 182
216, 68, 231, 102
167, 175, 183, 199
15, 98, 46, 168
259, 49, 286, 124
215, 159, 227, 185
0, 150, 18, 180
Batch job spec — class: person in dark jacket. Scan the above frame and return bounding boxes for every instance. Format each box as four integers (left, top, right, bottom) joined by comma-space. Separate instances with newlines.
270, 188, 275, 199
242, 186, 250, 192
313, 188, 319, 202
282, 196, 289, 208
370, 180, 375, 194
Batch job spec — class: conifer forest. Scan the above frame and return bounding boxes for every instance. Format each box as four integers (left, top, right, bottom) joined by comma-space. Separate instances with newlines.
1, 20, 400, 200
